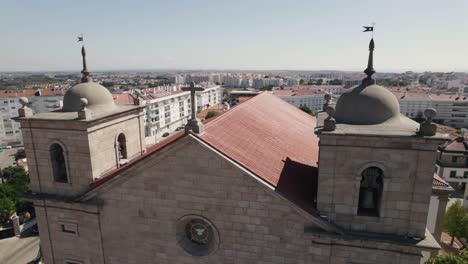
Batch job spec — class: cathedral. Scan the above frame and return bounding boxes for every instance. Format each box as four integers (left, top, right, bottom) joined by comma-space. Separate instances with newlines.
17, 40, 449, 264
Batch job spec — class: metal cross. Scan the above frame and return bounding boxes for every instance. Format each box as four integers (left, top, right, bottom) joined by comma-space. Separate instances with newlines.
182, 82, 204, 120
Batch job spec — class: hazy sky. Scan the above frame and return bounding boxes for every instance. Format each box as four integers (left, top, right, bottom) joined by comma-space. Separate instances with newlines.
1, 0, 467, 72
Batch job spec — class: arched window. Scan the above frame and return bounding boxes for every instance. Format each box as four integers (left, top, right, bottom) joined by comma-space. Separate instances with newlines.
117, 133, 127, 160
358, 167, 383, 217
50, 143, 68, 183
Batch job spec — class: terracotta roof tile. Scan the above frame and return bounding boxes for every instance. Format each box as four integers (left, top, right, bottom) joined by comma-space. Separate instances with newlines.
443, 137, 468, 152
0, 89, 65, 97
112, 93, 134, 105
433, 174, 451, 188
197, 92, 319, 212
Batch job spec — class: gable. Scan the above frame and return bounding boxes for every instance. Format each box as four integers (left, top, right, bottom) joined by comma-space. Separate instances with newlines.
91, 135, 333, 262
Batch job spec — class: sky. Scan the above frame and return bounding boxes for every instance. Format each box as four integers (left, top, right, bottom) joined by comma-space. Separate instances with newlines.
0, 0, 467, 72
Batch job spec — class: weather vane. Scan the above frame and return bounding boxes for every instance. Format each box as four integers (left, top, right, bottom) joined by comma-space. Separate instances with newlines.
77, 33, 84, 45
76, 34, 90, 83
362, 23, 376, 86
363, 22, 376, 38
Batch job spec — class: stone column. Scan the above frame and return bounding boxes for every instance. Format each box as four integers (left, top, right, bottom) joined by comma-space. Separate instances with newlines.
10, 213, 20, 237
433, 194, 449, 243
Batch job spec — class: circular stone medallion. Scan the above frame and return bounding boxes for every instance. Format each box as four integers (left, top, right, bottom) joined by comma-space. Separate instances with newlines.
176, 215, 219, 256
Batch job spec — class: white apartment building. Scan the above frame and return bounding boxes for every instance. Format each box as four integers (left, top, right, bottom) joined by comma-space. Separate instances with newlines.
253, 78, 284, 89
392, 92, 433, 119
271, 85, 345, 113
168, 75, 185, 84
240, 78, 252, 88
275, 85, 468, 129
431, 94, 468, 129
114, 85, 224, 145
0, 89, 64, 146
196, 85, 223, 112
224, 76, 242, 87
435, 136, 468, 208
287, 79, 300, 86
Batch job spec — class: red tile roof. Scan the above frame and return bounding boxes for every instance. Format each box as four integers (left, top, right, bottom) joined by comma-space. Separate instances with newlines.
196, 92, 319, 213
112, 93, 134, 105
443, 137, 468, 152
433, 174, 451, 188
0, 89, 65, 97
88, 92, 320, 213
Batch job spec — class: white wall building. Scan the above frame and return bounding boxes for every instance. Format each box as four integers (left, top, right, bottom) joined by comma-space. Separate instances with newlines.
117, 85, 224, 145
435, 137, 468, 208
0, 89, 64, 146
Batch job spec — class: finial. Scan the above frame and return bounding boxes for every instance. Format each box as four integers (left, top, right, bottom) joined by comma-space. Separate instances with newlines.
19, 97, 29, 108
424, 108, 437, 123
418, 108, 437, 136
80, 45, 91, 83
362, 38, 376, 86
18, 97, 33, 118
190, 81, 196, 88
78, 97, 91, 120
323, 106, 336, 131
80, 98, 88, 111
323, 93, 331, 111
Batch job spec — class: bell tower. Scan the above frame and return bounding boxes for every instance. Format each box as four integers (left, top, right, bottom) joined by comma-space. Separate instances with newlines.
16, 45, 146, 197
315, 38, 447, 238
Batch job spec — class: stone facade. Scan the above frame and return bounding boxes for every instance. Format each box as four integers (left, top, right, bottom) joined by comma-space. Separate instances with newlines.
19, 107, 145, 197
316, 134, 444, 238
31, 136, 438, 264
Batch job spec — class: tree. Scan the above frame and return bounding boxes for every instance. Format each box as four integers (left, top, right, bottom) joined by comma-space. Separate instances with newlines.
205, 110, 220, 119
0, 166, 31, 218
299, 104, 313, 115
425, 250, 468, 264
299, 79, 305, 85
444, 200, 468, 246
0, 197, 15, 227
329, 79, 343, 85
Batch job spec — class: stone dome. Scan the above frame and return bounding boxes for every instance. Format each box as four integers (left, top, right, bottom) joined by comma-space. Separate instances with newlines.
63, 82, 117, 112
334, 84, 400, 125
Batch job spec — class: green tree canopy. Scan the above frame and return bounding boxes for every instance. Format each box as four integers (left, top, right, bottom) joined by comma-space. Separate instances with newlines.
0, 197, 15, 227
444, 200, 468, 246
0, 166, 31, 226
425, 250, 468, 264
205, 110, 220, 119
299, 104, 313, 115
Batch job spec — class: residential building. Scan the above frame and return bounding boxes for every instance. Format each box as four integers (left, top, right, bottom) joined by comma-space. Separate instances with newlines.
168, 75, 185, 84
113, 85, 223, 145
271, 85, 344, 113
274, 85, 468, 129
435, 136, 468, 208
0, 89, 65, 146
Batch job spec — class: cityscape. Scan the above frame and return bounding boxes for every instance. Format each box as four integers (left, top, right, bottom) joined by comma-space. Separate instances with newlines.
0, 1, 467, 264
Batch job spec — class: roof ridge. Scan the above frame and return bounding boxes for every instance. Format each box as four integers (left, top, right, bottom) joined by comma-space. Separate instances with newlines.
204, 92, 269, 128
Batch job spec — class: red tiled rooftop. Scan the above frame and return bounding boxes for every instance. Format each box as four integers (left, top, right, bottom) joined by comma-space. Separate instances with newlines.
112, 93, 134, 105
0, 88, 65, 97
443, 137, 468, 152
433, 174, 451, 188
197, 92, 319, 212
